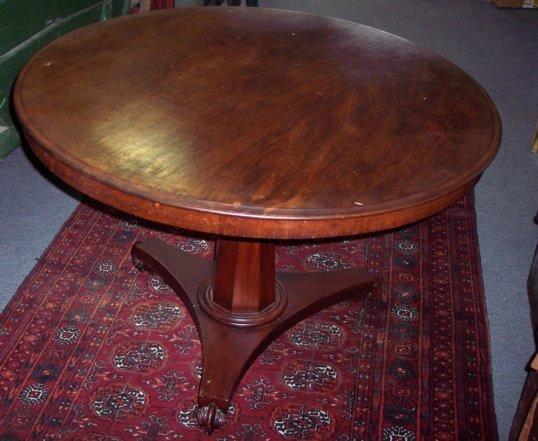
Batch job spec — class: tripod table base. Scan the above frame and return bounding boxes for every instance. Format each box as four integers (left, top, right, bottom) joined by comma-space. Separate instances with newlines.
131, 238, 376, 433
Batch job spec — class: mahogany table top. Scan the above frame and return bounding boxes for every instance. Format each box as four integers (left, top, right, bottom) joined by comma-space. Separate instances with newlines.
14, 7, 501, 239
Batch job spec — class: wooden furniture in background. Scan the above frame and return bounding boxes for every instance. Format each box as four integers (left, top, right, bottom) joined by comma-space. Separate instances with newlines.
510, 236, 538, 440
531, 123, 538, 153
492, 0, 537, 8
138, 0, 175, 13
518, 354, 538, 440
14, 7, 501, 433
204, 0, 258, 6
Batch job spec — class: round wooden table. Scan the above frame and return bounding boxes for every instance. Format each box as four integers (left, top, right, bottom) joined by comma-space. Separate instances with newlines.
14, 7, 500, 433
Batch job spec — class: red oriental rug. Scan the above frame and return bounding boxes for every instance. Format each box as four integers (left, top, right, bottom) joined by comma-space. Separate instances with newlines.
0, 195, 496, 440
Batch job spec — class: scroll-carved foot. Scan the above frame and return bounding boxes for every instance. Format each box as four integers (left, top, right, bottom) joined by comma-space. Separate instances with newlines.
195, 403, 227, 434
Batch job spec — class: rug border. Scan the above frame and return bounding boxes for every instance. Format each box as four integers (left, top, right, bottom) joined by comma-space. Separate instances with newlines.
467, 192, 499, 439
0, 204, 87, 320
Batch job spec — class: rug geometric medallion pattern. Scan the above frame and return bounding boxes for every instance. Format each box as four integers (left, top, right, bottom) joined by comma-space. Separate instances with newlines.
0, 195, 496, 440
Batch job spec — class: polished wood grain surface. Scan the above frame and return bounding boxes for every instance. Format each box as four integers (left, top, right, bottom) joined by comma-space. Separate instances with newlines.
14, 7, 500, 239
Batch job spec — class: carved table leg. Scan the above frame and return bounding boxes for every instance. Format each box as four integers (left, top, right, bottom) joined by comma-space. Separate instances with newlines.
132, 238, 376, 433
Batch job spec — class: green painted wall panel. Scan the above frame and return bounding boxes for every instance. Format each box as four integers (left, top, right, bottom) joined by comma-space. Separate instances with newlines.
0, 0, 129, 158
0, 0, 54, 54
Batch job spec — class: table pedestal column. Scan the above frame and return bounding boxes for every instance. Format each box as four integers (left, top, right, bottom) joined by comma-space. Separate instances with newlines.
132, 238, 376, 433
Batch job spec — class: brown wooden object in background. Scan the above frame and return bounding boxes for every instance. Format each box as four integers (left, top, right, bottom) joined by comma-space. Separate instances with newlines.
531, 123, 538, 153
510, 244, 538, 441
13, 7, 501, 433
